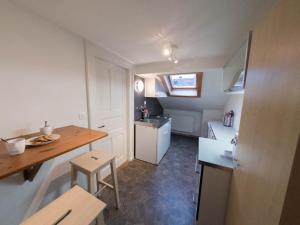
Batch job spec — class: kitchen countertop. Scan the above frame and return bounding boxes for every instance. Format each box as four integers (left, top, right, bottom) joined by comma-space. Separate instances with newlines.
198, 137, 234, 170
208, 121, 236, 143
134, 117, 171, 128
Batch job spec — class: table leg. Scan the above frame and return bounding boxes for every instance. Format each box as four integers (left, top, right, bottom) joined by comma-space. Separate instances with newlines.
96, 212, 106, 225
96, 170, 101, 194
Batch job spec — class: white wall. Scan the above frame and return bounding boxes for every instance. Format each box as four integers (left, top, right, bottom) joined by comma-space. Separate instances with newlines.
0, 2, 88, 224
164, 109, 202, 136
0, 1, 132, 224
224, 94, 244, 131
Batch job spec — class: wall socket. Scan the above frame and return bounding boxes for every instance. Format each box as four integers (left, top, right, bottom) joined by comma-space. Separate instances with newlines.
78, 112, 87, 121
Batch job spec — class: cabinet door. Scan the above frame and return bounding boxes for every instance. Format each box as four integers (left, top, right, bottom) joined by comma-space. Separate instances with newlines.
145, 78, 156, 97
135, 125, 157, 164
157, 122, 170, 163
165, 121, 171, 151
145, 78, 167, 97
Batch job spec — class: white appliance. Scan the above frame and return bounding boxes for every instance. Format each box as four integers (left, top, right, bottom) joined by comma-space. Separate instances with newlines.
135, 119, 171, 164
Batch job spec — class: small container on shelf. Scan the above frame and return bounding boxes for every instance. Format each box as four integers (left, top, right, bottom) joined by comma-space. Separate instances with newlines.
40, 121, 53, 135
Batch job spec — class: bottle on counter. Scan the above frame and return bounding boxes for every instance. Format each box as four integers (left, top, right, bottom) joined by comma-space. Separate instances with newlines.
231, 132, 239, 160
229, 110, 234, 127
223, 110, 234, 127
140, 101, 150, 119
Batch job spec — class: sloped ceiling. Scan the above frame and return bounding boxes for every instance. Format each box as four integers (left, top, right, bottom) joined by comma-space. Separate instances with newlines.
12, 0, 275, 64
141, 69, 230, 111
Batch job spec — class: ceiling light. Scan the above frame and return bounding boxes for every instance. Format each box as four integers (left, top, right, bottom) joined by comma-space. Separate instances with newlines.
162, 44, 179, 63
163, 48, 171, 56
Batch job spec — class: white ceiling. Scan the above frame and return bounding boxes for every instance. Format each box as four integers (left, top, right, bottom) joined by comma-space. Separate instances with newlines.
13, 0, 275, 64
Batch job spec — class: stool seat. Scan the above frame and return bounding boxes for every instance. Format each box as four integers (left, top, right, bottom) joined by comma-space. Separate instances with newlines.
21, 186, 106, 225
70, 150, 116, 174
70, 150, 120, 209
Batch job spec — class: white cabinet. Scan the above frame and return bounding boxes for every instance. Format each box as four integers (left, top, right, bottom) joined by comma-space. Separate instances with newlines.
195, 138, 234, 225
145, 78, 167, 97
157, 121, 171, 162
223, 31, 252, 93
135, 125, 157, 164
135, 120, 171, 164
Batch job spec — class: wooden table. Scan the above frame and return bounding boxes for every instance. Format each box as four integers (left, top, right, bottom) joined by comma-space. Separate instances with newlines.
20, 185, 106, 225
0, 125, 108, 180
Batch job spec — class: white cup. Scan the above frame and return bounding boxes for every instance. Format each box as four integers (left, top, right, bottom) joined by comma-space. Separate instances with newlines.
40, 126, 53, 135
4, 138, 26, 155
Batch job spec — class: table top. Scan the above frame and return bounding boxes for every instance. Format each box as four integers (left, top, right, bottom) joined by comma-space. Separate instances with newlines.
0, 125, 108, 179
198, 137, 234, 170
20, 185, 106, 225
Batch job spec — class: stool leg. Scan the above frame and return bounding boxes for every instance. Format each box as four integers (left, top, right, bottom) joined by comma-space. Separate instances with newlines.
96, 211, 106, 225
96, 170, 101, 194
110, 158, 120, 208
87, 173, 95, 194
70, 165, 77, 188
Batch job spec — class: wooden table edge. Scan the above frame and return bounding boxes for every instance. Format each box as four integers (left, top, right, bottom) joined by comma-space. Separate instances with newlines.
0, 126, 108, 180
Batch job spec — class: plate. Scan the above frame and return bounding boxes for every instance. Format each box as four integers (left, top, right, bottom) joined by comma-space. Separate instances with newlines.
26, 134, 61, 147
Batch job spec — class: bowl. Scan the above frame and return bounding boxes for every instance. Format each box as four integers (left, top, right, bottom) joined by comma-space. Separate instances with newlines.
4, 138, 26, 155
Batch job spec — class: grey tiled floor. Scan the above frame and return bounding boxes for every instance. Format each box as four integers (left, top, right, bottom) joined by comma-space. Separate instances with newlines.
99, 134, 198, 225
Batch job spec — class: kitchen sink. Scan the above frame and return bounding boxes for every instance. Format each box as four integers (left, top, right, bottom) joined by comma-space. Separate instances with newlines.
139, 118, 160, 123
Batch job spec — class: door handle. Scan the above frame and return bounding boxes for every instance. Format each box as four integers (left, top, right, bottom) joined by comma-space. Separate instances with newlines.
98, 125, 105, 129
233, 159, 241, 169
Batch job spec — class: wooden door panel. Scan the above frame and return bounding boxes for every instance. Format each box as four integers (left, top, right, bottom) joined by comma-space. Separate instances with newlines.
86, 46, 128, 174
93, 137, 113, 155
110, 67, 125, 112
226, 0, 300, 225
113, 133, 126, 163
97, 117, 124, 133
94, 57, 111, 113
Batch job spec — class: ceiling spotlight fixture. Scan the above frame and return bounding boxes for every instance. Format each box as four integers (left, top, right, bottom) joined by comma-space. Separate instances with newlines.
163, 48, 171, 56
162, 44, 179, 64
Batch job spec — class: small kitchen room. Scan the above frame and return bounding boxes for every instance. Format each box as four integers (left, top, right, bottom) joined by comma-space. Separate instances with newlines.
1, 0, 299, 225
132, 33, 249, 224
133, 36, 248, 164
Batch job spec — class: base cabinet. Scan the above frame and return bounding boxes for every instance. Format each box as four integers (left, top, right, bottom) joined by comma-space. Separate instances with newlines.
135, 120, 171, 164
196, 165, 232, 225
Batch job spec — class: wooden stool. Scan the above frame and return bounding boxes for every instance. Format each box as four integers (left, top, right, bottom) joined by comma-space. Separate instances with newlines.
70, 150, 120, 209
20, 185, 106, 225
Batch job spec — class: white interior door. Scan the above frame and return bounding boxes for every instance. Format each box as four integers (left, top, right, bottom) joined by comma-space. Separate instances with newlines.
87, 53, 128, 175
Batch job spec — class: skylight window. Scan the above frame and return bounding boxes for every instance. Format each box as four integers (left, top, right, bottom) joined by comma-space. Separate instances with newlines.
160, 72, 203, 97
169, 74, 197, 89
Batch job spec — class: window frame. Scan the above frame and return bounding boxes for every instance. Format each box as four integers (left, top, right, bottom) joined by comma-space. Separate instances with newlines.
168, 73, 197, 89
160, 72, 203, 97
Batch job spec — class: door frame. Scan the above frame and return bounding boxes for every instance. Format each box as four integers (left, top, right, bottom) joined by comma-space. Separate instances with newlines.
83, 40, 134, 162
